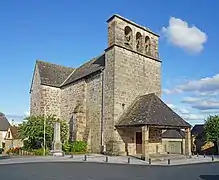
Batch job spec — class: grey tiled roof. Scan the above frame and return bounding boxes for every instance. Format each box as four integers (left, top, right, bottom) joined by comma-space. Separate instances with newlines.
162, 129, 185, 139
62, 54, 105, 86
0, 112, 11, 131
117, 93, 191, 128
37, 60, 74, 87
36, 54, 105, 87
191, 124, 204, 137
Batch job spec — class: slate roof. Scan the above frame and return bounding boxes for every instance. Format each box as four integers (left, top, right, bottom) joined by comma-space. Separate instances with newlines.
0, 112, 11, 131
62, 54, 105, 86
191, 124, 204, 137
35, 53, 105, 87
116, 93, 191, 128
36, 60, 74, 87
162, 129, 185, 139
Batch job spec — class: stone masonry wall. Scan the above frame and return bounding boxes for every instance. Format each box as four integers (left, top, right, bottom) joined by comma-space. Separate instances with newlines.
60, 73, 102, 152
41, 85, 61, 118
85, 73, 102, 153
103, 48, 115, 149
30, 66, 44, 116
60, 80, 86, 143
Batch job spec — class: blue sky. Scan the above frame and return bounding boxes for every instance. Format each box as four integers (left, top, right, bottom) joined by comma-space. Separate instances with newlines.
0, 0, 218, 126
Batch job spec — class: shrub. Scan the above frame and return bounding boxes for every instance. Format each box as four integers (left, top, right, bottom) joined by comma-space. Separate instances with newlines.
62, 141, 87, 153
62, 142, 72, 152
32, 148, 49, 156
72, 141, 87, 153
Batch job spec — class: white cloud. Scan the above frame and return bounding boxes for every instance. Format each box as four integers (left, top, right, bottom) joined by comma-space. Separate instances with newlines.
164, 74, 219, 95
192, 101, 219, 110
199, 109, 219, 114
162, 17, 207, 53
166, 103, 206, 123
181, 96, 219, 110
182, 113, 206, 121
181, 97, 201, 103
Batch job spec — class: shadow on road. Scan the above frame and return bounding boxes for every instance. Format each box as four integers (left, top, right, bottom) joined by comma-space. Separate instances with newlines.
199, 175, 219, 180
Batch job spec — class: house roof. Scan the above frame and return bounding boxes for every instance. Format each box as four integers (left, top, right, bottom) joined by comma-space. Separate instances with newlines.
0, 112, 11, 131
62, 54, 105, 86
116, 93, 191, 128
191, 124, 204, 137
37, 60, 74, 87
9, 126, 19, 139
162, 129, 185, 139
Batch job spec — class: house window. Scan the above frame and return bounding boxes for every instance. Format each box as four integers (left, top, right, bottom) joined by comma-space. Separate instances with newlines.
7, 131, 11, 139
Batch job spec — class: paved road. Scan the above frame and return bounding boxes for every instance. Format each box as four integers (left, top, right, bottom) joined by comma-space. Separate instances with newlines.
0, 162, 219, 180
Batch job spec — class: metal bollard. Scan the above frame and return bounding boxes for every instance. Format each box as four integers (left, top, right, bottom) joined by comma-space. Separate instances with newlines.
105, 156, 108, 163
149, 158, 151, 165
70, 154, 73, 158
168, 159, 170, 165
84, 155, 87, 161
204, 154, 205, 158
212, 155, 214, 161
197, 153, 199, 157
128, 157, 130, 164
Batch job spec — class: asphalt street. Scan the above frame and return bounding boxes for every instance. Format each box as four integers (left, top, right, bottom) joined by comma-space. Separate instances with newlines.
0, 162, 219, 180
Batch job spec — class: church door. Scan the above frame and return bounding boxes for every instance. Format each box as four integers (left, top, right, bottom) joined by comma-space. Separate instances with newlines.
136, 132, 142, 154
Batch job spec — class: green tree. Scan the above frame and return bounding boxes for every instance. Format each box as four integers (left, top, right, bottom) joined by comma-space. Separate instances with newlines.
18, 115, 68, 150
204, 115, 219, 154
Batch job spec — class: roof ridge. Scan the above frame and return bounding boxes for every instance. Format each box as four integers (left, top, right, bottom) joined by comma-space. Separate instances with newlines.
60, 68, 77, 87
75, 53, 104, 70
60, 57, 98, 87
61, 53, 105, 86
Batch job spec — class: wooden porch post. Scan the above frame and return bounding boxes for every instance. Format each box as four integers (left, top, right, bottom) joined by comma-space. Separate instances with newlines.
185, 127, 192, 156
142, 125, 149, 161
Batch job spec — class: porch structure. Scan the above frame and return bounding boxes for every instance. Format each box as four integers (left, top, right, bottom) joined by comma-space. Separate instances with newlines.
116, 93, 192, 160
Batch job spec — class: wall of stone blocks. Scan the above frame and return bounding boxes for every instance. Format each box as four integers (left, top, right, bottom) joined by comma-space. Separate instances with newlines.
60, 80, 87, 142
107, 45, 161, 154
107, 16, 159, 60
60, 73, 103, 152
85, 73, 103, 153
30, 66, 44, 116
103, 48, 116, 147
41, 85, 61, 118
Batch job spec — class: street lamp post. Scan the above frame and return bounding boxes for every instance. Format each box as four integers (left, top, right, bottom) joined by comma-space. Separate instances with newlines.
43, 117, 46, 156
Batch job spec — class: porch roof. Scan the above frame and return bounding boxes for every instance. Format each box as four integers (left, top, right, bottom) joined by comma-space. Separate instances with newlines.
116, 93, 191, 128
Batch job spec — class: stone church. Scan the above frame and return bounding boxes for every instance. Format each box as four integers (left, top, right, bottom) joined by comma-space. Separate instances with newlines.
30, 14, 192, 159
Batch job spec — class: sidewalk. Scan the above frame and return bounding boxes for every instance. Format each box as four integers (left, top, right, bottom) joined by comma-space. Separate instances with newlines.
0, 154, 218, 166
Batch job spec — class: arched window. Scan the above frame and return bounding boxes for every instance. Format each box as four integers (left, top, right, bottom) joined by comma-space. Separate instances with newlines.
124, 26, 133, 46
145, 36, 150, 54
136, 32, 143, 52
